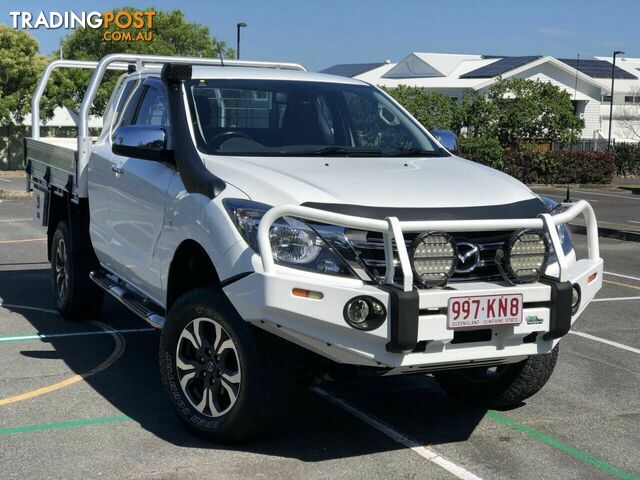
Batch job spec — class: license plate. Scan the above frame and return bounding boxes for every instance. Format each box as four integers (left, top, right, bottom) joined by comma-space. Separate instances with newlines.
447, 294, 523, 329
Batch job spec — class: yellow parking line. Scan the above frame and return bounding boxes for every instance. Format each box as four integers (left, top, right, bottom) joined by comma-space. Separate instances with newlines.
0, 237, 47, 244
0, 320, 125, 406
603, 279, 640, 292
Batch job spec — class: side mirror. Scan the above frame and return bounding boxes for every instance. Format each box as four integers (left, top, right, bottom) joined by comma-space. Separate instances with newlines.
432, 129, 459, 154
112, 125, 173, 162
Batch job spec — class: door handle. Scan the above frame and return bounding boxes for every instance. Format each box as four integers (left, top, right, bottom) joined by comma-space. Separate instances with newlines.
111, 165, 124, 175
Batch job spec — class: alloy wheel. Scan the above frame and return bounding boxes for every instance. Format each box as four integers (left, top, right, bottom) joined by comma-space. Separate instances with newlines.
54, 238, 69, 302
175, 317, 242, 417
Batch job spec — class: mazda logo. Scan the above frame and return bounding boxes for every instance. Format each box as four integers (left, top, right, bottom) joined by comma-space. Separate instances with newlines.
456, 242, 480, 273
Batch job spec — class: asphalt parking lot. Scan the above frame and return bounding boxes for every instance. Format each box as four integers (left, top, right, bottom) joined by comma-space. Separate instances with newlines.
532, 186, 640, 235
0, 174, 27, 193
1, 197, 639, 480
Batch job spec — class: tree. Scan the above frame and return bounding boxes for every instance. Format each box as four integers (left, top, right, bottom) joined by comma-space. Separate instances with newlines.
452, 90, 498, 137
380, 85, 455, 130
46, 7, 235, 116
617, 88, 640, 141
0, 25, 48, 126
484, 77, 583, 147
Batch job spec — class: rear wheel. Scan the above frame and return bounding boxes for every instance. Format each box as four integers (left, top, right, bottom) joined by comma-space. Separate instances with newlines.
50, 221, 104, 320
434, 345, 559, 408
159, 288, 296, 442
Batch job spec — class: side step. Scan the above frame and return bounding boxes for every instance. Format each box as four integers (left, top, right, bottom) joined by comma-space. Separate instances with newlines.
90, 270, 165, 328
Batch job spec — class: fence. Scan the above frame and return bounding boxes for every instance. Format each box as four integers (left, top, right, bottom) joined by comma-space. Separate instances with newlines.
0, 126, 100, 171
552, 139, 612, 152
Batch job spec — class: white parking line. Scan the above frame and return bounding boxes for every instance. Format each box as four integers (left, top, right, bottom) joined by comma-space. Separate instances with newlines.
572, 189, 640, 201
604, 271, 640, 282
0, 327, 155, 343
0, 178, 10, 183
569, 331, 640, 355
0, 218, 32, 223
541, 194, 599, 203
311, 386, 483, 480
593, 296, 640, 302
0, 302, 58, 315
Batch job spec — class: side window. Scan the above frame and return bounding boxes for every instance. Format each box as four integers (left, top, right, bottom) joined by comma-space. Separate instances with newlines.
111, 78, 144, 140
134, 86, 169, 127
112, 80, 136, 128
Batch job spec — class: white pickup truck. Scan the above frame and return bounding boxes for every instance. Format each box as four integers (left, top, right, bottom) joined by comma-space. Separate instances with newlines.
27, 54, 603, 442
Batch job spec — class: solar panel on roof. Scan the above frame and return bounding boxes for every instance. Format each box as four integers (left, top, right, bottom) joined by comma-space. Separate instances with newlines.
558, 59, 637, 79
319, 62, 386, 77
460, 56, 542, 78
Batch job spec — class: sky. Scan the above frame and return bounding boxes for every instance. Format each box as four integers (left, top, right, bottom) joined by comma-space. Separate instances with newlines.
2, 0, 638, 72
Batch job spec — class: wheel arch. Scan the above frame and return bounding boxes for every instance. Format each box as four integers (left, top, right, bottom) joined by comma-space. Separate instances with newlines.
166, 239, 222, 310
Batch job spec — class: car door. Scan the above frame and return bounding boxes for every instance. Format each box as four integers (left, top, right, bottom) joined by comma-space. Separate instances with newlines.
107, 78, 176, 302
88, 77, 140, 271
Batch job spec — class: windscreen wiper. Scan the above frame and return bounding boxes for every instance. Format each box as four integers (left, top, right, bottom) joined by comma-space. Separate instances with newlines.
385, 148, 448, 157
279, 146, 384, 157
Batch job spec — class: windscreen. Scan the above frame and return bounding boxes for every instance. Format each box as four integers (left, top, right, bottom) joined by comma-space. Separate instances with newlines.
185, 79, 443, 157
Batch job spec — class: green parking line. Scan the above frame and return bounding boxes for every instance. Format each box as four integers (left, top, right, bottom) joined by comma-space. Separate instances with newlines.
0, 415, 132, 435
487, 411, 639, 480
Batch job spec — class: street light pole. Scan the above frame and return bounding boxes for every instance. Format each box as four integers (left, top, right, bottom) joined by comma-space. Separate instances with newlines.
236, 22, 247, 59
607, 50, 625, 150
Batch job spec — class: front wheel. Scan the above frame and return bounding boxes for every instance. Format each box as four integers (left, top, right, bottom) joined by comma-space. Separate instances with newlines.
434, 345, 559, 408
159, 288, 296, 442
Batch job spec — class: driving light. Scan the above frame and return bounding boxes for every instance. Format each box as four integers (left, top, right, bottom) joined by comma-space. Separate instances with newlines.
506, 230, 549, 283
343, 296, 386, 330
411, 232, 457, 286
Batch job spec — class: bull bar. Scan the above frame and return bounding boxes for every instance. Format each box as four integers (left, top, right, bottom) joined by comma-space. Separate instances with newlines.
257, 199, 600, 290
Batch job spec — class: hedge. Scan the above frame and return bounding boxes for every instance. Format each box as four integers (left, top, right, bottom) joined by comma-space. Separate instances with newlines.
612, 142, 640, 177
458, 137, 616, 184
505, 150, 616, 184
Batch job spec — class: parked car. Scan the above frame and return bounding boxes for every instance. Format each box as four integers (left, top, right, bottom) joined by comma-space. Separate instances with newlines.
27, 54, 603, 442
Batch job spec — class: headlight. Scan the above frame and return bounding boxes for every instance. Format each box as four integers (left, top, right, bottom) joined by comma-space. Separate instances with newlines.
506, 229, 549, 283
224, 199, 353, 276
269, 218, 322, 264
410, 232, 457, 286
539, 196, 574, 260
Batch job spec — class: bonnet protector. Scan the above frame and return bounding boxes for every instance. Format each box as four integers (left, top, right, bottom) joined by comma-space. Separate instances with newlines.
161, 63, 225, 199
302, 198, 548, 222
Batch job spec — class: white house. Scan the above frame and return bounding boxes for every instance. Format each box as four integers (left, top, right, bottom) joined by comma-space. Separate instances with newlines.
321, 53, 640, 143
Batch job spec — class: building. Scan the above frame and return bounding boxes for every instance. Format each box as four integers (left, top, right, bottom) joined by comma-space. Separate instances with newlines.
321, 53, 640, 143
0, 107, 102, 170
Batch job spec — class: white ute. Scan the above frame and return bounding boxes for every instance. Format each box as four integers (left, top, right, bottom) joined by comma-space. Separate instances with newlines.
27, 55, 603, 441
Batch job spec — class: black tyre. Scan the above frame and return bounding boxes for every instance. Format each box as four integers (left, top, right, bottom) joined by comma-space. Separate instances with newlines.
434, 345, 559, 408
50, 221, 104, 320
159, 288, 296, 442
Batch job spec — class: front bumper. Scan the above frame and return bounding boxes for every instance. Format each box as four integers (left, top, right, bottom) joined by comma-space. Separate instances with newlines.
223, 200, 603, 369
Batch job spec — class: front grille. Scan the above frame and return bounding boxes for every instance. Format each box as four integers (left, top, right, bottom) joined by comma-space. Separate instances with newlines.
346, 229, 514, 286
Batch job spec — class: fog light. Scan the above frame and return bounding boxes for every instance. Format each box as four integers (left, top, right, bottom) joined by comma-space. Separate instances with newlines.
506, 229, 549, 283
343, 296, 386, 330
571, 285, 581, 314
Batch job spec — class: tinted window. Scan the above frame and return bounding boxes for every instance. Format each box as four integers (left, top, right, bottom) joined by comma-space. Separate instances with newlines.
111, 78, 142, 135
135, 86, 169, 126
112, 80, 135, 127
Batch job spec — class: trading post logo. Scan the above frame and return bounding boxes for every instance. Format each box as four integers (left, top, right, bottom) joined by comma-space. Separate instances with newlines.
9, 10, 156, 42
